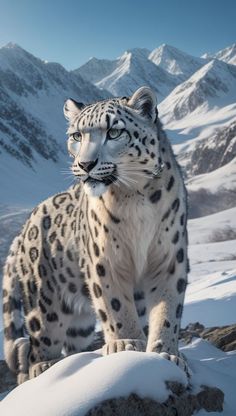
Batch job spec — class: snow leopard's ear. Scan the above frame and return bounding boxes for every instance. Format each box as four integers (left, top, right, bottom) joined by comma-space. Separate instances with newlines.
127, 87, 157, 122
63, 98, 85, 121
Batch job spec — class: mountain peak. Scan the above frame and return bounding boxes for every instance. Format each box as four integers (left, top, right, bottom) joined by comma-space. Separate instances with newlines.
3, 41, 19, 49
149, 44, 204, 77
203, 43, 236, 66
158, 43, 179, 52
1, 42, 26, 52
121, 48, 150, 60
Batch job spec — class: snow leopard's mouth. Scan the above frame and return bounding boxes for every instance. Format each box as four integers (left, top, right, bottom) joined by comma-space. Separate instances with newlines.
82, 166, 118, 187
84, 176, 117, 186
82, 174, 118, 197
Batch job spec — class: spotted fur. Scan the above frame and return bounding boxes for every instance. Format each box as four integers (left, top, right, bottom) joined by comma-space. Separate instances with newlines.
2, 87, 189, 383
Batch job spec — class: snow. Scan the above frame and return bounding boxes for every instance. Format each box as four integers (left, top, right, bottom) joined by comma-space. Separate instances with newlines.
182, 207, 236, 328
183, 269, 236, 327
181, 339, 236, 416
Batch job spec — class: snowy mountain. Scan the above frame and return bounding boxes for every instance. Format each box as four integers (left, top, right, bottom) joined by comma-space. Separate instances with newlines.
0, 43, 108, 204
157, 56, 236, 218
202, 43, 236, 66
74, 45, 209, 101
149, 44, 205, 79
74, 48, 179, 100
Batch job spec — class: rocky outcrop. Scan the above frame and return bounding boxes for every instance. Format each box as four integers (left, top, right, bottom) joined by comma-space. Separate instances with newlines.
184, 121, 236, 178
200, 325, 236, 352
86, 384, 224, 416
180, 322, 236, 352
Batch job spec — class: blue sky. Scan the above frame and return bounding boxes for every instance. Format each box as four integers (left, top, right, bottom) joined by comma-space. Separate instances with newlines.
0, 0, 235, 69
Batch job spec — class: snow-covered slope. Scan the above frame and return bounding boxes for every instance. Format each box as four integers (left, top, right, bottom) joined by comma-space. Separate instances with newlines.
188, 206, 236, 245
203, 43, 236, 66
0, 43, 108, 204
159, 58, 236, 125
184, 207, 236, 329
149, 44, 205, 79
185, 157, 236, 218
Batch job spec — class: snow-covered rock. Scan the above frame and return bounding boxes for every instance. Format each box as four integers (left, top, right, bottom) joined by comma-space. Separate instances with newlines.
0, 339, 233, 415
0, 350, 188, 415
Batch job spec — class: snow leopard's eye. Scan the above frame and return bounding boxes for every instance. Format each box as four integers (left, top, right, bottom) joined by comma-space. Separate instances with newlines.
72, 132, 82, 142
107, 128, 123, 140
68, 135, 81, 157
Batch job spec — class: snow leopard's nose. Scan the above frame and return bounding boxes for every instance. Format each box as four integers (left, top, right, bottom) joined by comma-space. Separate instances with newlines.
78, 159, 98, 173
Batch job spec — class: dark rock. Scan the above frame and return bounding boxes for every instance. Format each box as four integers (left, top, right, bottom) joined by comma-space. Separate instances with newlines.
179, 322, 236, 352
85, 385, 224, 416
197, 385, 224, 412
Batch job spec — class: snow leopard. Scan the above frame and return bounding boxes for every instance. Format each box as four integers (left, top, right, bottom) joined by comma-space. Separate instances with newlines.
2, 87, 189, 384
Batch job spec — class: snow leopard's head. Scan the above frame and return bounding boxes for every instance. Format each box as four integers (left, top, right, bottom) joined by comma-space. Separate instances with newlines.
64, 87, 161, 197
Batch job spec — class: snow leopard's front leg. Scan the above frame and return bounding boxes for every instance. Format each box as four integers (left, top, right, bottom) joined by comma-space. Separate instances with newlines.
85, 258, 146, 355
146, 242, 189, 375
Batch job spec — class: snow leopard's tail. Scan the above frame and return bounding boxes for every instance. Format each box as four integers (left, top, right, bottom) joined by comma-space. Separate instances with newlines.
2, 234, 30, 378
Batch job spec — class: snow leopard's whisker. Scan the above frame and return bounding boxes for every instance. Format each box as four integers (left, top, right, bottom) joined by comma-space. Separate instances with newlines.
112, 170, 131, 188
116, 172, 137, 188
118, 169, 152, 181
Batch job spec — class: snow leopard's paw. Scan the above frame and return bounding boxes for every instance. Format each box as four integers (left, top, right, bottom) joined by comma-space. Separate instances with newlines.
102, 338, 146, 355
159, 351, 191, 379
29, 358, 60, 379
